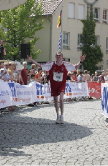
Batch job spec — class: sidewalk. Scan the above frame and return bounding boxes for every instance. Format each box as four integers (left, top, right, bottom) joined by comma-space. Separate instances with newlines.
0, 100, 108, 166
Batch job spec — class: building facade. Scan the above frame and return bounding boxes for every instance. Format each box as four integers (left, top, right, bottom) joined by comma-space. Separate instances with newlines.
36, 0, 108, 70
0, 0, 26, 10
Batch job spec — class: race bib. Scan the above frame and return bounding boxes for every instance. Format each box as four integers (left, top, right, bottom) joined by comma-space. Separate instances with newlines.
53, 72, 63, 82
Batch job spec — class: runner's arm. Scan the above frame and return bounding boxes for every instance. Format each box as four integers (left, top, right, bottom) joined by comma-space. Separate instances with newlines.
27, 56, 41, 67
27, 56, 53, 71
75, 55, 86, 70
64, 55, 86, 71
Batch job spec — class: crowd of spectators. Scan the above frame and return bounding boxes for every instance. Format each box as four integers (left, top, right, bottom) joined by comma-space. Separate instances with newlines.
65, 69, 107, 83
0, 60, 108, 111
0, 38, 107, 113
0, 60, 108, 85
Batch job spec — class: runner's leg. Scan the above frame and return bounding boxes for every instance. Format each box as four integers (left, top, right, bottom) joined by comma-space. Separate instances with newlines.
59, 92, 64, 116
54, 96, 59, 115
54, 96, 60, 123
59, 92, 64, 123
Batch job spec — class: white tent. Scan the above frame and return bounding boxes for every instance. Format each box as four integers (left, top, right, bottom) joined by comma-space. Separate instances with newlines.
0, 0, 27, 11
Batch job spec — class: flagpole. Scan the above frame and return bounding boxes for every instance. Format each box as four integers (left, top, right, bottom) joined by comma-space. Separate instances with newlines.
61, 9, 63, 52
57, 9, 63, 52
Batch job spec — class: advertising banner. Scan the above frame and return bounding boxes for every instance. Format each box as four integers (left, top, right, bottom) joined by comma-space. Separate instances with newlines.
101, 83, 108, 117
88, 82, 101, 99
0, 81, 89, 109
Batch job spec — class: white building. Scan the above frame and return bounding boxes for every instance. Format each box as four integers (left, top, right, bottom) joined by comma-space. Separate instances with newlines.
0, 0, 26, 10
35, 0, 108, 70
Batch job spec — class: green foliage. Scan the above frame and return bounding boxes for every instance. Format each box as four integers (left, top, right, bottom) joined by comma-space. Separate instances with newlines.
81, 19, 96, 46
81, 9, 103, 73
0, 0, 43, 60
82, 45, 103, 73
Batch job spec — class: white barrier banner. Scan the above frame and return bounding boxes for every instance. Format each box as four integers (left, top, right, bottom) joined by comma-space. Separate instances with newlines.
35, 83, 53, 102
0, 80, 13, 108
0, 81, 89, 109
64, 82, 89, 98
8, 82, 36, 106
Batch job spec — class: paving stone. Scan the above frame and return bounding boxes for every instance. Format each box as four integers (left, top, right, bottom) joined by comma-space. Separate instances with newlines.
0, 100, 108, 166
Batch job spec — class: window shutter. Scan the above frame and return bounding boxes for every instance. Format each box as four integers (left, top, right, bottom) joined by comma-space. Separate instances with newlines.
68, 3, 75, 18
78, 5, 84, 19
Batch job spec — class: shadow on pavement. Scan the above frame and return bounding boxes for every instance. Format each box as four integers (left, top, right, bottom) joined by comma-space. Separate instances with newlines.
0, 113, 93, 157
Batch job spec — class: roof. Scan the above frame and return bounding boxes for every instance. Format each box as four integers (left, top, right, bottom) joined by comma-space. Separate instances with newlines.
36, 0, 63, 15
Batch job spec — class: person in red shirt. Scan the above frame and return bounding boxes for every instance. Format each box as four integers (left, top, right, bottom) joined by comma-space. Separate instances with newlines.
28, 52, 85, 124
35, 67, 43, 83
20, 61, 28, 85
71, 70, 78, 82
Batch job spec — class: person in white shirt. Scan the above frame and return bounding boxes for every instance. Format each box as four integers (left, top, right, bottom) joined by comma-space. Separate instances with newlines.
104, 70, 108, 83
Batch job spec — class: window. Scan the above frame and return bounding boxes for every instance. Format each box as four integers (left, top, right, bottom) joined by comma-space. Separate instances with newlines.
95, 35, 100, 46
77, 34, 83, 49
106, 60, 108, 65
68, 3, 75, 18
94, 8, 100, 21
106, 37, 108, 53
78, 4, 85, 19
63, 32, 70, 49
103, 9, 108, 23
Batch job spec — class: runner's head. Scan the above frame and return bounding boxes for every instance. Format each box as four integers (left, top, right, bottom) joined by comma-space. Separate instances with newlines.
55, 51, 63, 61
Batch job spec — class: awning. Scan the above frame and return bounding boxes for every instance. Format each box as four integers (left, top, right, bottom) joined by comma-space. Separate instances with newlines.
0, 0, 27, 11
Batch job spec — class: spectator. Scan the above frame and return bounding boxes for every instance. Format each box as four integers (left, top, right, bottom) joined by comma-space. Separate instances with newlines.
71, 71, 77, 82
92, 71, 99, 82
104, 69, 108, 83
30, 64, 36, 75
2, 62, 14, 82
98, 71, 105, 83
20, 61, 28, 85
83, 70, 91, 82
0, 68, 7, 80
66, 72, 71, 81
30, 74, 36, 83
43, 71, 50, 84
35, 67, 43, 83
4, 61, 9, 70
0, 40, 6, 60
77, 70, 84, 82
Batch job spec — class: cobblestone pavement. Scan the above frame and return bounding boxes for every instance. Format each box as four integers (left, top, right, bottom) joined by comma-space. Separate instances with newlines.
0, 99, 108, 166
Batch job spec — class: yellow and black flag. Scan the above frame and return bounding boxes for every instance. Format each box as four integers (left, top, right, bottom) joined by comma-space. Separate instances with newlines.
57, 10, 62, 28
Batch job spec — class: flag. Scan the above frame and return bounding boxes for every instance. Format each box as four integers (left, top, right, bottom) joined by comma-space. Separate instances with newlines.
58, 32, 62, 51
57, 10, 62, 28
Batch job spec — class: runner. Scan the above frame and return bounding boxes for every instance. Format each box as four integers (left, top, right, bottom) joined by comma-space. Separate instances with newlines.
28, 52, 85, 124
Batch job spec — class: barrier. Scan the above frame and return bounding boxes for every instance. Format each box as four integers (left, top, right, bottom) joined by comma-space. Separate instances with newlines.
101, 83, 108, 118
88, 82, 101, 99
0, 80, 104, 109
0, 81, 89, 109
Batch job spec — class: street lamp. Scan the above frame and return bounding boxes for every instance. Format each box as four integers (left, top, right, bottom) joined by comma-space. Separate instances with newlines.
84, 0, 98, 5
84, 0, 98, 18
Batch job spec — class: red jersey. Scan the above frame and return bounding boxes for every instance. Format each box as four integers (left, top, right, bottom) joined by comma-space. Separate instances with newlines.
49, 62, 68, 96
21, 68, 28, 85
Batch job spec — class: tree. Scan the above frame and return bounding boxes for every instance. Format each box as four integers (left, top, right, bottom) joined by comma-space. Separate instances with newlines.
0, 0, 43, 60
81, 5, 103, 73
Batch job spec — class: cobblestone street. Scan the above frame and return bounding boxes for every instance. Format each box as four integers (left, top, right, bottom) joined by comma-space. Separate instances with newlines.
0, 99, 108, 166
